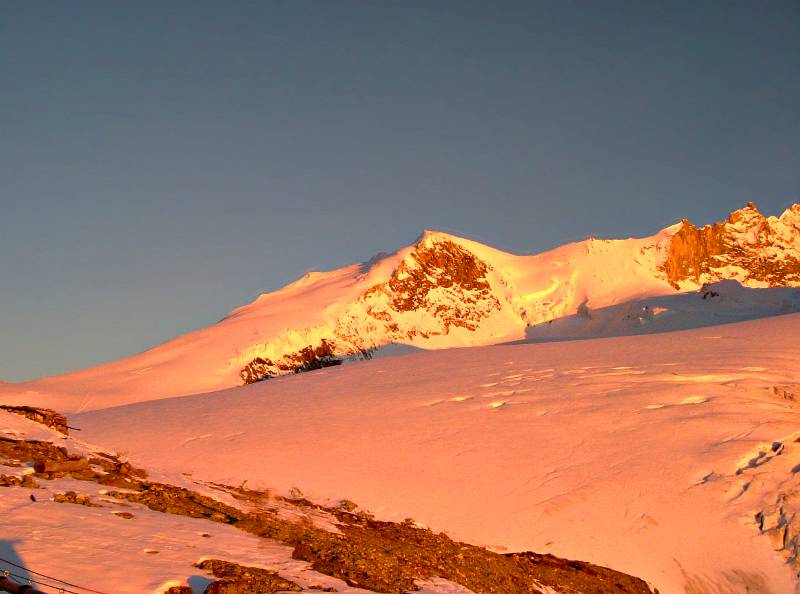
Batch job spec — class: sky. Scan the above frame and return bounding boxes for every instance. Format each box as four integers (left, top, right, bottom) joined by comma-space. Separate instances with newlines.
1, 1, 798, 382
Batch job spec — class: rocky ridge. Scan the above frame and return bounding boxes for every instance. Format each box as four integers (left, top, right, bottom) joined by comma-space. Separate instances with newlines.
662, 202, 800, 289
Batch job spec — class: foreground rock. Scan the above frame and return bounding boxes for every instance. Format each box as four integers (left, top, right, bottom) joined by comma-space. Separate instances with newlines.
195, 559, 302, 593
0, 405, 70, 434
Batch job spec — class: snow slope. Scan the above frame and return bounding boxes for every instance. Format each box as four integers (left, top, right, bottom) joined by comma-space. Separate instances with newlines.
523, 279, 800, 342
69, 313, 800, 594
4, 205, 800, 593
0, 412, 472, 594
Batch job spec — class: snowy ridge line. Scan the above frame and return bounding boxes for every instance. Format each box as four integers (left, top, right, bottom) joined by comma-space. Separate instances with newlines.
2, 201, 799, 412
0, 557, 110, 594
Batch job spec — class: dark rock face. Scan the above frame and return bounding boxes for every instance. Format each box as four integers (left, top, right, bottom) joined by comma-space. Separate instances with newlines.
286, 510, 656, 594
0, 436, 145, 487
0, 405, 69, 435
240, 339, 349, 384
386, 238, 494, 315
662, 203, 800, 288
195, 559, 301, 593
357, 236, 502, 341
0, 473, 39, 488
164, 587, 193, 594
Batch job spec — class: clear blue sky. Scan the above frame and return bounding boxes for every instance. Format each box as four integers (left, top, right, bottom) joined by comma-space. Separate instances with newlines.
1, 1, 798, 381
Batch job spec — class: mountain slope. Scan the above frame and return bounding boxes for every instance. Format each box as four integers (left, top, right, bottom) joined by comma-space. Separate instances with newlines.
71, 313, 800, 594
2, 202, 799, 411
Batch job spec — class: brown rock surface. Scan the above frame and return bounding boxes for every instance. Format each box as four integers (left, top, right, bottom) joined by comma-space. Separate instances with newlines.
195, 559, 301, 593
0, 405, 70, 434
662, 203, 800, 288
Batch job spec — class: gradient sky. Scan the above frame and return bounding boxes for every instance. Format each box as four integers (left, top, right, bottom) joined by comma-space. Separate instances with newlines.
2, 1, 799, 381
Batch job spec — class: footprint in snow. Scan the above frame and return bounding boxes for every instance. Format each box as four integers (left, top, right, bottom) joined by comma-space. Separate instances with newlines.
422, 399, 444, 407
482, 389, 516, 398
502, 373, 525, 380
181, 433, 213, 446
427, 396, 476, 406
644, 396, 709, 410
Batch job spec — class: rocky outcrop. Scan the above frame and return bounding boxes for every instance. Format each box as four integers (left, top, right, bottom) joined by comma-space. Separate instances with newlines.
358, 235, 502, 338
195, 559, 302, 593
240, 339, 353, 384
0, 405, 70, 434
662, 203, 800, 288
385, 236, 495, 317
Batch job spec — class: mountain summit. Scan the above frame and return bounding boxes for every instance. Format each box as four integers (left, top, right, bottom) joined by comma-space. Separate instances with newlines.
4, 203, 799, 410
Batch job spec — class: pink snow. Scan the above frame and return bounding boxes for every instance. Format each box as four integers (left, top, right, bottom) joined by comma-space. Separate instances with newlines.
66, 313, 800, 594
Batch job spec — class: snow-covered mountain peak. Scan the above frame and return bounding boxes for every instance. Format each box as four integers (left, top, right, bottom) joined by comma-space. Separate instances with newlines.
411, 229, 515, 264
3, 202, 800, 410
415, 228, 456, 243
727, 200, 762, 222
777, 203, 800, 228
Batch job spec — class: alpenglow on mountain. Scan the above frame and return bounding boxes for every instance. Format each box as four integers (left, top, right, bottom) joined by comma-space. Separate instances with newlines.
4, 202, 800, 410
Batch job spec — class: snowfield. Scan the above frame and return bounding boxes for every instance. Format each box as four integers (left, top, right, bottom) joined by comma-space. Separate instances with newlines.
59, 313, 800, 594
0, 411, 477, 594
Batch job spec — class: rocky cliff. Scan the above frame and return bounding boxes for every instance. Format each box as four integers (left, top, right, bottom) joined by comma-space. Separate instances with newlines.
662, 202, 800, 289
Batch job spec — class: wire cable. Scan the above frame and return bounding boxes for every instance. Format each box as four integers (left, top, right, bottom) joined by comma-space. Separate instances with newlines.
2, 567, 80, 593
0, 559, 107, 594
